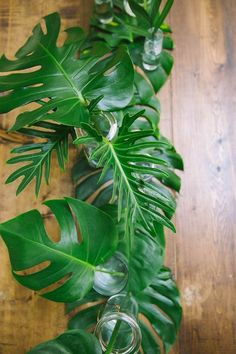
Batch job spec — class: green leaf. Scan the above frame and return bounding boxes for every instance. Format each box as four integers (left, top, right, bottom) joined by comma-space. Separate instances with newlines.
73, 113, 183, 249
27, 329, 102, 354
96, 127, 180, 239
0, 198, 118, 302
124, 72, 160, 131
72, 155, 164, 291
5, 122, 73, 195
73, 152, 113, 207
0, 13, 134, 131
119, 228, 164, 292
129, 41, 174, 93
126, 0, 151, 28
67, 267, 182, 354
154, 0, 174, 30
137, 267, 182, 353
150, 0, 162, 23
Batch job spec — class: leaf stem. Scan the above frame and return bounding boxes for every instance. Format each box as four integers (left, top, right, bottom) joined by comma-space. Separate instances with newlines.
95, 269, 125, 277
105, 320, 122, 354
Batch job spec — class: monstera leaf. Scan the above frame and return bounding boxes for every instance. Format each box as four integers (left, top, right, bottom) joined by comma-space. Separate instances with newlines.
6, 122, 75, 195
124, 71, 161, 131
0, 198, 118, 302
73, 151, 113, 207
74, 111, 183, 251
0, 12, 134, 131
90, 0, 174, 92
27, 330, 102, 354
67, 267, 182, 354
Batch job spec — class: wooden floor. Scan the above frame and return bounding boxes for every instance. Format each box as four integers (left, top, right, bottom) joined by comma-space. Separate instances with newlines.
0, 1, 235, 353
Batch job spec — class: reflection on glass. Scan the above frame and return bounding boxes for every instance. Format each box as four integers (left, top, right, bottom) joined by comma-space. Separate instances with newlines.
94, 253, 128, 296
142, 28, 164, 71
95, 294, 141, 354
84, 112, 118, 168
95, 0, 113, 24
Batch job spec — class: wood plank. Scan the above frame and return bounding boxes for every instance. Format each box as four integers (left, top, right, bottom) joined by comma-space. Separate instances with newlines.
171, 0, 236, 353
0, 1, 92, 353
1, 1, 236, 353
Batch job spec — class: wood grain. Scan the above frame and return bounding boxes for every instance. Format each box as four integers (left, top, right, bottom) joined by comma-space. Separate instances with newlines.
165, 0, 236, 353
0, 0, 236, 353
0, 1, 92, 353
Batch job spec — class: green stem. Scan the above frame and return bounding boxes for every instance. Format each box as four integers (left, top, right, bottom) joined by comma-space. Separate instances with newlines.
96, 269, 125, 277
105, 320, 122, 354
143, 0, 148, 11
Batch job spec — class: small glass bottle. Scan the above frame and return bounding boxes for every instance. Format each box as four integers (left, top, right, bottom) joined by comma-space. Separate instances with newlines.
94, 253, 128, 296
142, 28, 164, 71
95, 294, 141, 354
95, 0, 113, 24
84, 112, 118, 167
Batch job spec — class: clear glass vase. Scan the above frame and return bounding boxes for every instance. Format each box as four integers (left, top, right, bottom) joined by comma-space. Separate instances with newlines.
94, 253, 128, 296
84, 111, 118, 167
142, 28, 164, 71
95, 0, 113, 24
95, 294, 141, 354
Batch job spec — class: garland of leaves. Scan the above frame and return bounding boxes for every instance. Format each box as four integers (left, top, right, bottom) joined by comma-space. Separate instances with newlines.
0, 1, 183, 353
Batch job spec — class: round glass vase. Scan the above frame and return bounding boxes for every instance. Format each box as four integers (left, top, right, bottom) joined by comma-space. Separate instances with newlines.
142, 28, 164, 71
95, 0, 114, 24
93, 252, 129, 296
84, 111, 118, 168
95, 294, 141, 354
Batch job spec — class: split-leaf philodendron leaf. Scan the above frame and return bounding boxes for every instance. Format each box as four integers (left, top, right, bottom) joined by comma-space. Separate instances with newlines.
90, 0, 174, 92
0, 198, 118, 302
6, 122, 75, 196
27, 330, 102, 354
67, 267, 182, 354
0, 12, 134, 131
74, 111, 183, 248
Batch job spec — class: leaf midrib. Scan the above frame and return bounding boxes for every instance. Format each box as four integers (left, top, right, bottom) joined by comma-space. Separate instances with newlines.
1, 228, 95, 271
108, 142, 151, 232
39, 43, 85, 103
16, 135, 66, 191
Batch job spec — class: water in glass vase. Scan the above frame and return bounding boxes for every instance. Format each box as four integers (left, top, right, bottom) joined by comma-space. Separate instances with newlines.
83, 112, 118, 168
142, 28, 164, 71
94, 253, 128, 296
95, 0, 113, 24
95, 294, 141, 354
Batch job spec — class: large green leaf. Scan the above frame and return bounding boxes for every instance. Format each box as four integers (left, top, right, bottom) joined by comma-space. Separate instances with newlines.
73, 157, 164, 291
5, 122, 75, 195
100, 204, 164, 293
27, 329, 102, 354
67, 267, 182, 354
0, 12, 134, 130
90, 0, 174, 92
0, 198, 118, 302
73, 119, 182, 291
74, 111, 183, 250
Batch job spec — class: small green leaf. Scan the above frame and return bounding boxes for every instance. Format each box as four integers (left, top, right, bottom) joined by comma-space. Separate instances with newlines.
6, 122, 73, 195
